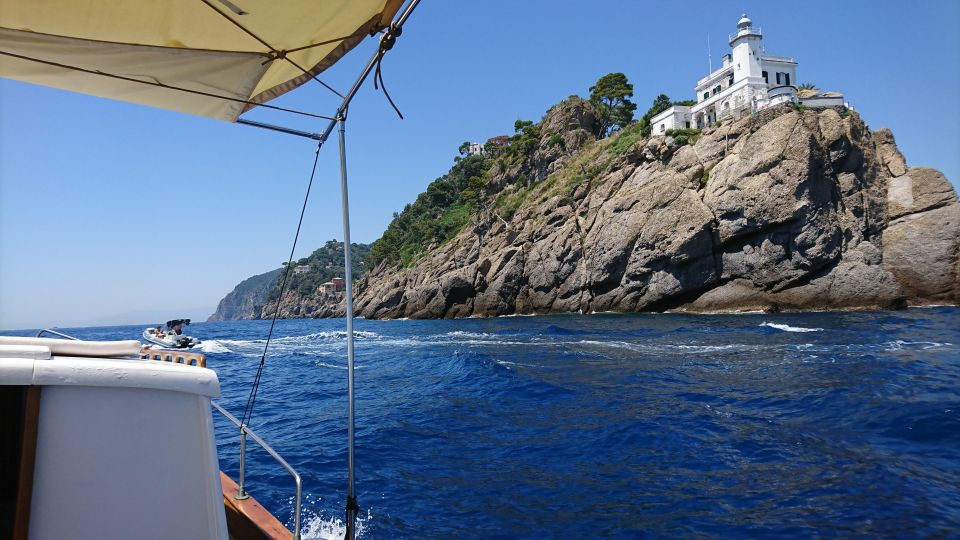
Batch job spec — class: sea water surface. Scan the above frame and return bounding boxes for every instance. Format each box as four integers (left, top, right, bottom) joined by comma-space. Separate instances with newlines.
11, 308, 960, 538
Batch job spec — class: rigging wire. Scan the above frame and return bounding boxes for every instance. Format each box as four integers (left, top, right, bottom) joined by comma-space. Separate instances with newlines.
198, 0, 346, 99
238, 140, 323, 430
0, 50, 335, 121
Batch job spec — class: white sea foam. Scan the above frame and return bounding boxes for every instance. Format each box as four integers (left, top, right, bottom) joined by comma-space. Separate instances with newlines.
492, 358, 543, 369
199, 340, 232, 353
198, 330, 385, 357
287, 330, 380, 341
887, 339, 953, 350
315, 362, 349, 370
443, 331, 492, 339
300, 508, 371, 539
672, 344, 744, 353
572, 340, 751, 354
573, 339, 646, 352
761, 322, 823, 333
302, 516, 345, 540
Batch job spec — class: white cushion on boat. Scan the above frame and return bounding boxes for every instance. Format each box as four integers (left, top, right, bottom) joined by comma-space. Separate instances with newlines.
0, 336, 141, 357
0, 343, 52, 360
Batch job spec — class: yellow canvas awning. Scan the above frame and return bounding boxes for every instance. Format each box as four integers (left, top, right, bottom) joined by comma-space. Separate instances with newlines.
0, 0, 404, 121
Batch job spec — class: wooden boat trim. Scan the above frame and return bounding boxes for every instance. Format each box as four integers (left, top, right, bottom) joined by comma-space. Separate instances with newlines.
12, 386, 40, 540
220, 472, 292, 540
140, 347, 207, 367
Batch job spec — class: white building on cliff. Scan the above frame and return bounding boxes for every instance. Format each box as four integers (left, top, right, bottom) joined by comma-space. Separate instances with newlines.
651, 14, 847, 134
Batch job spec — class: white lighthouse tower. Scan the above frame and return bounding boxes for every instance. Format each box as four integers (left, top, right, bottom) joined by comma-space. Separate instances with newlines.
648, 13, 836, 134
730, 14, 763, 83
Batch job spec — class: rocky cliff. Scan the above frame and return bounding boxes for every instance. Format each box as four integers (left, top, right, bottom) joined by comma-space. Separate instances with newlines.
350, 99, 959, 319
208, 268, 282, 321
208, 241, 369, 321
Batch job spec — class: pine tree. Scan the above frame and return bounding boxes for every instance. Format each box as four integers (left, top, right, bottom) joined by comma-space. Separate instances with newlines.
589, 73, 637, 138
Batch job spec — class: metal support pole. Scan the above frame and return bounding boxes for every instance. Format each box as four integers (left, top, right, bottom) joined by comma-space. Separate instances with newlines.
223, 2, 424, 537
337, 115, 359, 540
237, 118, 323, 140
236, 427, 250, 500
337, 115, 356, 540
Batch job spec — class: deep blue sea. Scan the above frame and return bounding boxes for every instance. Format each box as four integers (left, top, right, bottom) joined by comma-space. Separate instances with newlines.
7, 308, 960, 538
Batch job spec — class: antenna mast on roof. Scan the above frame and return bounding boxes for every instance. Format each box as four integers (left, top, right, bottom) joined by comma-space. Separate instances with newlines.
707, 34, 712, 73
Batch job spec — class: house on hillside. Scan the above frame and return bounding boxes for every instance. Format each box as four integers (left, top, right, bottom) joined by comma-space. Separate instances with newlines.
651, 14, 849, 134
318, 277, 346, 297
293, 264, 311, 275
463, 142, 485, 156
486, 135, 510, 148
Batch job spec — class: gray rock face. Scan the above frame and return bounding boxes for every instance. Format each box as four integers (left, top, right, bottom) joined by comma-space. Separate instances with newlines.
351, 105, 960, 318
208, 268, 281, 321
882, 167, 960, 303
257, 289, 345, 320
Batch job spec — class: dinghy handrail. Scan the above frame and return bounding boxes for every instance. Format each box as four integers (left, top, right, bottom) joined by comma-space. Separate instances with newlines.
212, 400, 302, 540
35, 328, 79, 340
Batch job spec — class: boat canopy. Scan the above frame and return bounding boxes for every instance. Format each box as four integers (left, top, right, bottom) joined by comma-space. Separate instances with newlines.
0, 0, 404, 121
165, 319, 191, 329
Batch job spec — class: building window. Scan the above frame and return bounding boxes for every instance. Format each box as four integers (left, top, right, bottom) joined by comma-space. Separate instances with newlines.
728, 75, 734, 87
713, 85, 721, 95
660, 124, 665, 133
703, 92, 709, 101
785, 73, 791, 86
762, 70, 768, 83
685, 121, 691, 128
776, 72, 782, 84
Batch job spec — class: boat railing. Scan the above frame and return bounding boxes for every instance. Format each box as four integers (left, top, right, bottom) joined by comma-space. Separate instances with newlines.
211, 401, 302, 540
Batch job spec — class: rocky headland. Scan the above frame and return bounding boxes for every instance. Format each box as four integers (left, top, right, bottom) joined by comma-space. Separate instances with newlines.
352, 99, 959, 318
213, 98, 959, 320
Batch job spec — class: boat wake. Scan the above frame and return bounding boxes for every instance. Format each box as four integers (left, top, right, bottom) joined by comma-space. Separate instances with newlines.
199, 340, 232, 354
199, 326, 958, 365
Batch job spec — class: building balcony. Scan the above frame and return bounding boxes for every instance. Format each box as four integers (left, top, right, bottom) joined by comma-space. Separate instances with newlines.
696, 67, 734, 88
728, 27, 761, 44
767, 85, 797, 98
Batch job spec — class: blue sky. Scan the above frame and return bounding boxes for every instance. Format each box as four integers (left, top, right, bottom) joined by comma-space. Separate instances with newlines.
2, 1, 958, 329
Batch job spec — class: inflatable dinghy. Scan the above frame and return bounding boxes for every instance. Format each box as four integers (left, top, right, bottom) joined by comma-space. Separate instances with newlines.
143, 319, 201, 349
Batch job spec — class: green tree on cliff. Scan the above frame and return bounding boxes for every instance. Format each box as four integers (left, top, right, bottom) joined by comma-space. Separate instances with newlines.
589, 73, 637, 138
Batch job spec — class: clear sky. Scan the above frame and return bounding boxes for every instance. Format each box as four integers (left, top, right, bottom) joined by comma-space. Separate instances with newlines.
2, 1, 958, 330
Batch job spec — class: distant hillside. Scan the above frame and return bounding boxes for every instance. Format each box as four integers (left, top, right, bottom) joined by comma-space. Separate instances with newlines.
208, 240, 370, 321
208, 268, 282, 321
